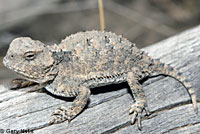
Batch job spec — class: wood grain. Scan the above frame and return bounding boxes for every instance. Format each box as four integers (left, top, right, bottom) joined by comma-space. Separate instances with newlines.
0, 25, 200, 134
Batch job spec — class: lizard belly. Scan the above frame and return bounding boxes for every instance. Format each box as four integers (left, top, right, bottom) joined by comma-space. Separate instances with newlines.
84, 73, 127, 88
45, 83, 67, 97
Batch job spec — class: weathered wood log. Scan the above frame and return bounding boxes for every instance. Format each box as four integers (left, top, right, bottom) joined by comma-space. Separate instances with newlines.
0, 26, 200, 134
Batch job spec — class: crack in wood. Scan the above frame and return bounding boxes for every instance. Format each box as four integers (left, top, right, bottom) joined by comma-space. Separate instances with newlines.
162, 121, 200, 134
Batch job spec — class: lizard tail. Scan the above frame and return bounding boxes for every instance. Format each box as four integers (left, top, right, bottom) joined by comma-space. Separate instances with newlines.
151, 59, 198, 114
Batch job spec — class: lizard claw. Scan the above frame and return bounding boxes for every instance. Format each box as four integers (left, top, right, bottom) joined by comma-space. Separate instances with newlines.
129, 102, 150, 130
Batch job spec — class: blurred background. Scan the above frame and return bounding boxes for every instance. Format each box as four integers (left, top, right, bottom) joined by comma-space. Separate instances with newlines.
0, 0, 200, 84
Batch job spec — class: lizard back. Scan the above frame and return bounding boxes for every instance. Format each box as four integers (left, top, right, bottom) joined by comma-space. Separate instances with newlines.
58, 31, 143, 78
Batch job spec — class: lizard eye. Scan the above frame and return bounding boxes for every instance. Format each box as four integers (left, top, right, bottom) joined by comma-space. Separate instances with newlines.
24, 51, 35, 60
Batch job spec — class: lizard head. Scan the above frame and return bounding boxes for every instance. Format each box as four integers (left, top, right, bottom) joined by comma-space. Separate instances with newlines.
3, 37, 58, 83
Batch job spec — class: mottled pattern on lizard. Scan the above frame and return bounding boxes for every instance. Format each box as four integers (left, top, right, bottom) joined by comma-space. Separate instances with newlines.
3, 30, 198, 130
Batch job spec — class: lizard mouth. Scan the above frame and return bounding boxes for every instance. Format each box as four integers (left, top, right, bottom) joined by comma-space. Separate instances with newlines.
3, 57, 57, 83
3, 57, 41, 81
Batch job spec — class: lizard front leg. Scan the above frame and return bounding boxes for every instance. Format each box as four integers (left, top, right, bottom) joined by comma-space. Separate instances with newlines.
7, 78, 37, 89
127, 72, 150, 130
50, 86, 91, 124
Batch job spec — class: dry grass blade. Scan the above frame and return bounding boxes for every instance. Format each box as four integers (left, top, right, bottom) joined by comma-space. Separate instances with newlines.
98, 0, 105, 30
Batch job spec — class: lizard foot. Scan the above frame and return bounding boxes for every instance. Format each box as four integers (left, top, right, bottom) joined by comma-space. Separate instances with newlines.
129, 102, 150, 130
50, 106, 73, 124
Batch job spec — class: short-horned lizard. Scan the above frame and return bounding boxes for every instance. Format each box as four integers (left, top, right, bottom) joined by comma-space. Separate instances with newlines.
3, 31, 198, 130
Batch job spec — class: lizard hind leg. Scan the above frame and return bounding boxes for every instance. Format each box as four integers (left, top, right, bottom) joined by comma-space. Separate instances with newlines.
127, 72, 150, 130
150, 59, 198, 113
